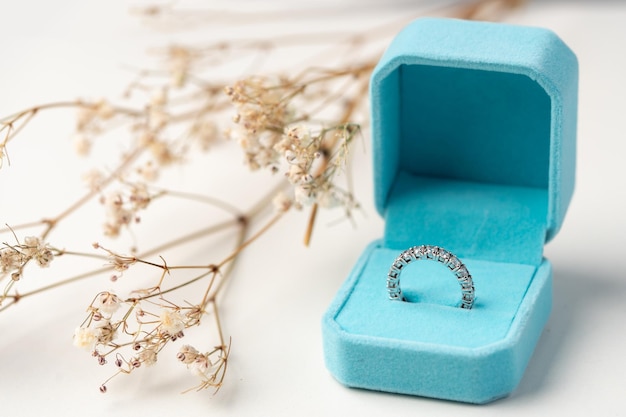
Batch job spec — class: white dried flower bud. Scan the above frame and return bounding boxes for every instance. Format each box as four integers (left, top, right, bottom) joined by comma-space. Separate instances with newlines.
190, 353, 213, 377
193, 120, 218, 151
129, 184, 151, 210
82, 169, 104, 191
95, 320, 117, 344
137, 161, 158, 182
294, 184, 315, 206
159, 309, 185, 336
287, 164, 305, 184
73, 327, 98, 350
177, 345, 199, 364
95, 291, 121, 315
23, 236, 54, 268
76, 106, 96, 131
1, 248, 23, 273
73, 133, 91, 156
272, 191, 292, 213
318, 191, 340, 209
95, 99, 115, 120
139, 347, 158, 367
285, 124, 312, 147
284, 150, 297, 163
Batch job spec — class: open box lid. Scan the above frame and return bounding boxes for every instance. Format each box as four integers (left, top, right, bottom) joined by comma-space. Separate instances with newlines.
370, 18, 578, 265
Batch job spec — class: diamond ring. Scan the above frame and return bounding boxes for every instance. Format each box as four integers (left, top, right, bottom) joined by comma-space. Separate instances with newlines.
386, 245, 475, 309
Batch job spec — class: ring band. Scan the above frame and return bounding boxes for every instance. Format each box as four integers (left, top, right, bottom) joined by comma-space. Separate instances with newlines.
386, 245, 475, 309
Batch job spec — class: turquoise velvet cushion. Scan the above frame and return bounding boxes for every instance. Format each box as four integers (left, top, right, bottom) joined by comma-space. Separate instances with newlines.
335, 245, 537, 347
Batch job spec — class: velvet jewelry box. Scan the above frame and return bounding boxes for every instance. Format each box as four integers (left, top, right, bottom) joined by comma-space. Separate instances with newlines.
322, 18, 578, 404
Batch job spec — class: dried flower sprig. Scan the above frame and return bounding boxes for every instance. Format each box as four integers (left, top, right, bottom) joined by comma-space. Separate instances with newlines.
0, 0, 525, 395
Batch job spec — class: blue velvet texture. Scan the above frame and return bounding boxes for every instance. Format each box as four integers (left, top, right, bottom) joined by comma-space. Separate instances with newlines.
371, 18, 578, 242
322, 18, 577, 404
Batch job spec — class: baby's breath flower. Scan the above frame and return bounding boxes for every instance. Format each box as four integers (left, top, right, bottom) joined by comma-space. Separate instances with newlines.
101, 185, 153, 237
82, 169, 105, 191
136, 161, 159, 182
192, 120, 219, 151
73, 133, 92, 156
95, 99, 115, 120
177, 345, 199, 364
0, 247, 24, 273
159, 309, 185, 336
139, 346, 158, 366
128, 184, 151, 210
22, 236, 54, 268
190, 353, 213, 377
149, 140, 177, 165
226, 76, 296, 170
95, 291, 121, 316
95, 319, 117, 344
73, 327, 98, 350
272, 191, 292, 213
284, 124, 312, 147
294, 184, 315, 206
317, 190, 340, 209
76, 106, 96, 132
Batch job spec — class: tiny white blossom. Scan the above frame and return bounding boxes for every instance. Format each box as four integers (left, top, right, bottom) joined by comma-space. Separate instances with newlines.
286, 164, 305, 184
76, 106, 96, 131
190, 353, 213, 377
177, 345, 199, 364
318, 190, 340, 209
159, 309, 185, 336
294, 184, 315, 206
23, 236, 54, 268
0, 248, 24, 273
272, 191, 292, 213
285, 124, 312, 147
95, 99, 115, 120
193, 120, 218, 151
129, 184, 151, 210
95, 291, 121, 315
73, 327, 97, 350
137, 161, 159, 182
94, 319, 117, 344
73, 133, 91, 156
139, 347, 158, 366
82, 169, 104, 191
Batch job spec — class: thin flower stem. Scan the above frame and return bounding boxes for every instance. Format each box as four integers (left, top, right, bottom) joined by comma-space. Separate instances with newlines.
0, 265, 114, 311
205, 210, 248, 301
217, 212, 283, 270
0, 218, 241, 309
158, 189, 242, 217
212, 301, 224, 346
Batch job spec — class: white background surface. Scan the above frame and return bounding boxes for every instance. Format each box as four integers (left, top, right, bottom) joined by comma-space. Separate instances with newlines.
0, 1, 625, 416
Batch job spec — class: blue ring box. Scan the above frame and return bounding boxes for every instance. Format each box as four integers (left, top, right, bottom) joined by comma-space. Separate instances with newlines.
322, 18, 578, 404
